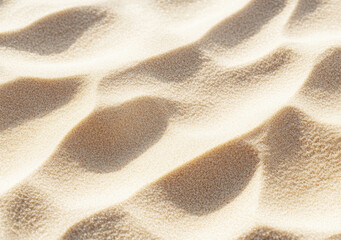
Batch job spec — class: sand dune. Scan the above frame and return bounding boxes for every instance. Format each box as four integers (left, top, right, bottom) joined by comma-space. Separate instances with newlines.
0, 0, 340, 239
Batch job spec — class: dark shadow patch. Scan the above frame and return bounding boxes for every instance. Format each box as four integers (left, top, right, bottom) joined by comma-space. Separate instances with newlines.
102, 45, 205, 84
299, 48, 341, 94
263, 106, 306, 171
0, 7, 106, 55
140, 46, 205, 82
238, 226, 299, 240
1, 185, 52, 236
156, 139, 259, 215
61, 208, 161, 240
0, 77, 82, 131
200, 0, 288, 48
287, 0, 322, 25
225, 48, 295, 85
59, 96, 176, 173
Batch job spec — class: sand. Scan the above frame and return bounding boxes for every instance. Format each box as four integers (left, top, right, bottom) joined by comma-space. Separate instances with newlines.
0, 0, 340, 239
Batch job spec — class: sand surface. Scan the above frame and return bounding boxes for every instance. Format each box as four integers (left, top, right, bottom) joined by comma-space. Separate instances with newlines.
0, 0, 341, 239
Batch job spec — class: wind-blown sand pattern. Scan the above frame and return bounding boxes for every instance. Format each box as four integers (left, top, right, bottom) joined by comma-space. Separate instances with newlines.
0, 0, 340, 239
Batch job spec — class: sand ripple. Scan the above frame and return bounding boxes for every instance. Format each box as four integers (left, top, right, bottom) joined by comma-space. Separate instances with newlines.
0, 0, 340, 239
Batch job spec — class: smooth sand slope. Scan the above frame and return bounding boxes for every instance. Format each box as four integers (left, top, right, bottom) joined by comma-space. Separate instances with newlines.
0, 0, 340, 239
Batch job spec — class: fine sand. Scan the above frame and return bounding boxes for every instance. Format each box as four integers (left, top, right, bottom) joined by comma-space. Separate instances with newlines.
0, 0, 341, 239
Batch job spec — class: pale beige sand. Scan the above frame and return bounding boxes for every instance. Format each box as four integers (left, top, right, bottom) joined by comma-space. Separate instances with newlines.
0, 0, 340, 239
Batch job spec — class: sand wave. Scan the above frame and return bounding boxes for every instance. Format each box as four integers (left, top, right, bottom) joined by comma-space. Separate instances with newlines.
1, 0, 341, 239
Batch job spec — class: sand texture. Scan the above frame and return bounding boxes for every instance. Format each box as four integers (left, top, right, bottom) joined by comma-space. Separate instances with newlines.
0, 0, 341, 239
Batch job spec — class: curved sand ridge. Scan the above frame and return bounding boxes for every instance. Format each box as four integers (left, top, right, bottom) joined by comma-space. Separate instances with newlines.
0, 0, 341, 239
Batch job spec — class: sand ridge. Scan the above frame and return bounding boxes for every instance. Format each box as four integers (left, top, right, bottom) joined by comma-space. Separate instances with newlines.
0, 0, 341, 239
